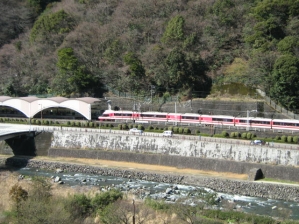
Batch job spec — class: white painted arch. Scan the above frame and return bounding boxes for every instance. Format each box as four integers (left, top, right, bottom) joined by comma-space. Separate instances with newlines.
0, 96, 103, 120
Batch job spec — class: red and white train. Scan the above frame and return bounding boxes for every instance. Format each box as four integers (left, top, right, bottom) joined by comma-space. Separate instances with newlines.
98, 110, 299, 131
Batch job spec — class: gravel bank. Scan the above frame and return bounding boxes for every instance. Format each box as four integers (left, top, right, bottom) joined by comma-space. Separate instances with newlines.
1, 157, 299, 202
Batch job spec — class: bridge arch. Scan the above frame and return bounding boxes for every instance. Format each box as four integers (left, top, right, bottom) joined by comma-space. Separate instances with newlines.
0, 96, 104, 120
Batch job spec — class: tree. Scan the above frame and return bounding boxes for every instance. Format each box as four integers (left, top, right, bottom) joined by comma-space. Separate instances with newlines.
270, 55, 299, 110
53, 47, 98, 96
162, 15, 185, 44
9, 184, 28, 216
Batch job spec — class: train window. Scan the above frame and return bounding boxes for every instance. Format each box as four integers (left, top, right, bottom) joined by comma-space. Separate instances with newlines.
115, 113, 132, 116
273, 122, 299, 126
251, 120, 270, 125
182, 116, 198, 120
102, 114, 109, 117
212, 118, 233, 122
156, 115, 166, 118
239, 120, 247, 123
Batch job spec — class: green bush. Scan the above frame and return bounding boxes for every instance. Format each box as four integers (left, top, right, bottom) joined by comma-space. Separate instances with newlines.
287, 136, 293, 143
89, 122, 94, 127
293, 136, 299, 143
36, 120, 41, 125
67, 121, 71, 126
148, 125, 154, 130
43, 120, 49, 125
56, 121, 60, 124
122, 124, 128, 130
168, 126, 174, 131
70, 121, 75, 126
173, 127, 179, 133
275, 136, 281, 140
154, 127, 160, 130
138, 125, 144, 130
178, 127, 183, 134
194, 130, 200, 135
229, 132, 235, 138
246, 132, 252, 139
91, 189, 123, 211
118, 124, 122, 130
183, 128, 191, 134
75, 121, 81, 127
281, 135, 287, 142
144, 198, 171, 211
67, 194, 92, 219
221, 131, 228, 137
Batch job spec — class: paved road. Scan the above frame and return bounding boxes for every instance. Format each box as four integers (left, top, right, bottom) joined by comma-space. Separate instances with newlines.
0, 123, 298, 150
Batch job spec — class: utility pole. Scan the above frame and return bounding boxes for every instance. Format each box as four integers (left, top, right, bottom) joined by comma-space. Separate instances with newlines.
150, 85, 155, 104
247, 110, 257, 131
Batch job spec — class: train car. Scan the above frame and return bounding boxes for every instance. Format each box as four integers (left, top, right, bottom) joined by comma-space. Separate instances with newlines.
235, 117, 272, 129
167, 113, 182, 123
272, 119, 299, 130
200, 115, 235, 126
98, 110, 140, 121
180, 113, 201, 124
140, 111, 168, 122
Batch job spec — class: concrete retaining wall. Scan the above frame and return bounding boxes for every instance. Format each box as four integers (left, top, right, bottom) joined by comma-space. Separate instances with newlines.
49, 148, 299, 181
51, 131, 299, 166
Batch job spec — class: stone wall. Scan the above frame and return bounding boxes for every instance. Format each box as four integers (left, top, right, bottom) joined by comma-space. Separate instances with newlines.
51, 131, 299, 166
49, 148, 299, 182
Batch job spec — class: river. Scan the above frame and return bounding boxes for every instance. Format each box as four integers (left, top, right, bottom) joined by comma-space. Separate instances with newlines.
17, 167, 299, 221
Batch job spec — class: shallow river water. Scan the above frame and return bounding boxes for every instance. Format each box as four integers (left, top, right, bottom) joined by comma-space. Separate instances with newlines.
18, 167, 299, 220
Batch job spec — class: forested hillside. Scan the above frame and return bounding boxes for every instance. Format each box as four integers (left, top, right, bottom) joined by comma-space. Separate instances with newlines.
1, 0, 299, 111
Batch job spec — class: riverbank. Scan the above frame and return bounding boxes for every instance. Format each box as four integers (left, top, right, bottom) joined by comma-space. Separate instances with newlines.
1, 155, 299, 202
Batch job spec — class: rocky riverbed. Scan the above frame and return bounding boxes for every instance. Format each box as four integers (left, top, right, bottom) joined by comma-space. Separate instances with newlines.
1, 157, 299, 202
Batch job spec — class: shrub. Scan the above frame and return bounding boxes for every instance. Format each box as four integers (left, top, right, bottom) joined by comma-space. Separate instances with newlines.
281, 135, 287, 142
168, 126, 174, 131
67, 121, 71, 126
183, 128, 191, 134
241, 133, 247, 139
91, 189, 123, 211
293, 136, 299, 143
221, 131, 228, 137
138, 125, 144, 130
71, 121, 75, 126
118, 124, 122, 130
173, 127, 179, 133
122, 124, 128, 130
287, 136, 293, 143
275, 136, 281, 140
178, 127, 183, 134
43, 120, 49, 125
246, 132, 252, 139
148, 125, 154, 130
229, 132, 235, 138
56, 121, 60, 124
36, 120, 41, 125
89, 122, 94, 127
154, 127, 160, 130
195, 130, 200, 135
75, 121, 81, 127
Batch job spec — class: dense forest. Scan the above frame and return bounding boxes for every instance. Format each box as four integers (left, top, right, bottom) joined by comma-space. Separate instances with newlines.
1, 0, 299, 111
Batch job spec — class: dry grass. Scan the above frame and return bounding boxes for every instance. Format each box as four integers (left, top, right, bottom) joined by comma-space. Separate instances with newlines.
34, 156, 248, 180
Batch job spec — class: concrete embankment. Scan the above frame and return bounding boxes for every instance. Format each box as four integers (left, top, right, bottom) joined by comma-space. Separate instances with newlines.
47, 131, 299, 182
2, 157, 299, 202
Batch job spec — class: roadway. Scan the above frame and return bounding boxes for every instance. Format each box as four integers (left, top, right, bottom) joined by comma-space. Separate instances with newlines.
0, 123, 298, 150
